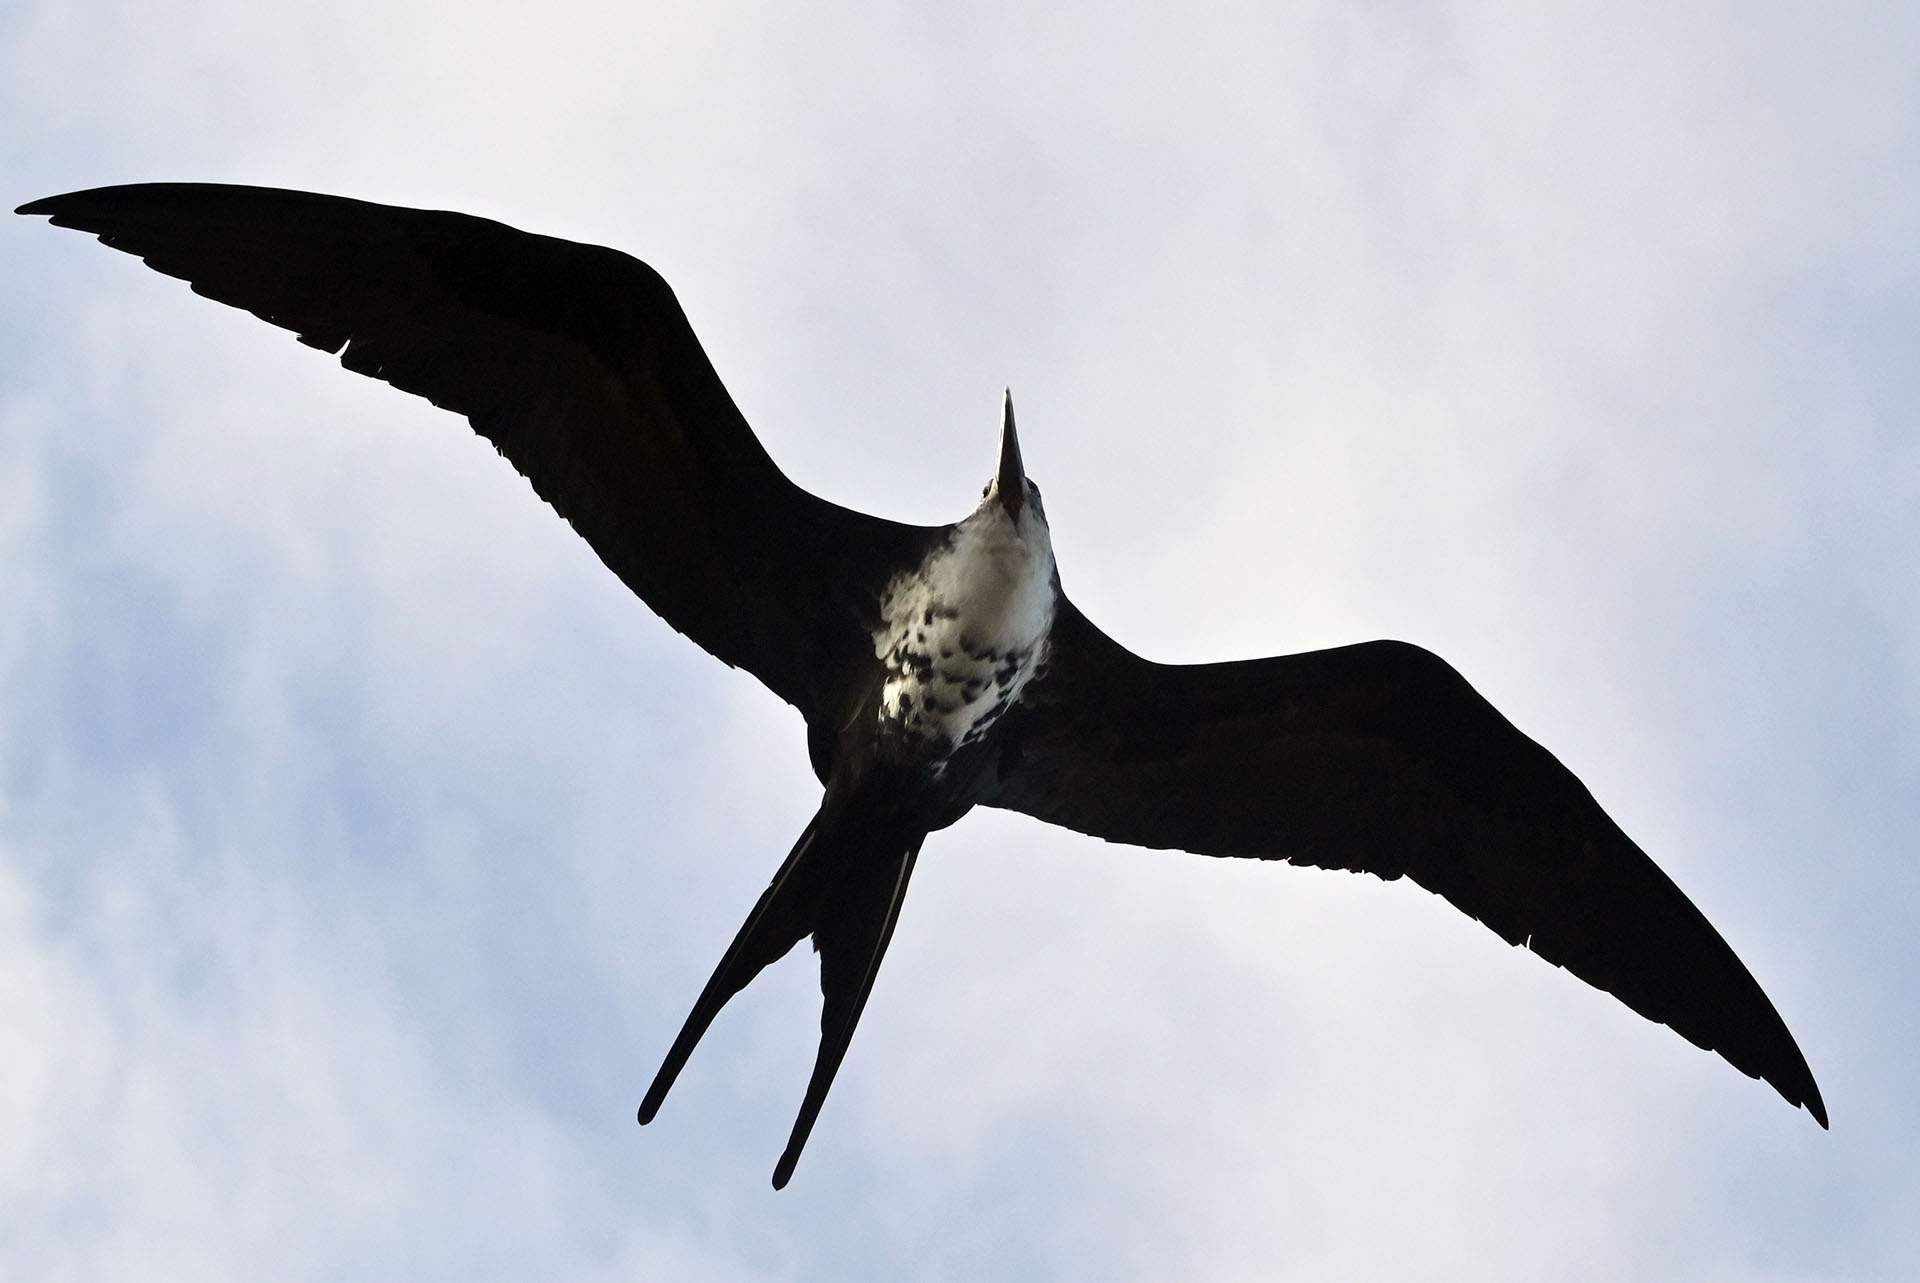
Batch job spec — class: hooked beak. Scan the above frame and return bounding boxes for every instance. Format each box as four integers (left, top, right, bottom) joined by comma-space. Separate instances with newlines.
994, 389, 1026, 519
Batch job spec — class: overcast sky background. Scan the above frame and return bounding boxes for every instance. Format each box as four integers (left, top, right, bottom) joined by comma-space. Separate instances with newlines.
3, 2, 1915, 1279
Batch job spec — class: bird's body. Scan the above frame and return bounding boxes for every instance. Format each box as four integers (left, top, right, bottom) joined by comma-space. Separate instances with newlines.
643, 408, 1059, 1185
873, 475, 1057, 762
19, 182, 1828, 1188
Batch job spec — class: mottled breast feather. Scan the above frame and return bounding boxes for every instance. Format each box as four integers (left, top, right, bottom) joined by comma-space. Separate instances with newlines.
873, 503, 1056, 765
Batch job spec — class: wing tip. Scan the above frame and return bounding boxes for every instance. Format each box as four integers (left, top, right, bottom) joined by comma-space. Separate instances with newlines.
17, 188, 132, 233
16, 186, 128, 221
1759, 1053, 1825, 1129
1764, 1034, 1826, 1130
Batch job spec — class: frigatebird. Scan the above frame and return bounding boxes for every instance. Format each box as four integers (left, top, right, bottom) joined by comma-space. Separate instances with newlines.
20, 183, 1827, 1187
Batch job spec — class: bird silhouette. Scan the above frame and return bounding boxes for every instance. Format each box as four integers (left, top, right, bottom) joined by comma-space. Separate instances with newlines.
19, 183, 1827, 1187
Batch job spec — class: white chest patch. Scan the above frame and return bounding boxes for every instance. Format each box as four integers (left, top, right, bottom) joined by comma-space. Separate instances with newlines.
873, 507, 1056, 755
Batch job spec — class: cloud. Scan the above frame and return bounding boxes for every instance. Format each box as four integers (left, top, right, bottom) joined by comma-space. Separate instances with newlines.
4, 2, 1915, 1279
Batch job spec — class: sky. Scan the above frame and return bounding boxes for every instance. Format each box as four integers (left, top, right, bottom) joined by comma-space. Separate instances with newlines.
2, 2, 1915, 1279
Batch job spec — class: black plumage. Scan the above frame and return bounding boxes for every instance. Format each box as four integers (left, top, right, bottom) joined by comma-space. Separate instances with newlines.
19, 183, 1826, 1187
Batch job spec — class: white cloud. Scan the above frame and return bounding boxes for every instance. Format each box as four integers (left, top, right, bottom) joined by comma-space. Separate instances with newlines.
4, 2, 1915, 1279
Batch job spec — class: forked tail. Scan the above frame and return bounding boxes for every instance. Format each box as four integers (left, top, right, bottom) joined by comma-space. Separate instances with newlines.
637, 794, 926, 1188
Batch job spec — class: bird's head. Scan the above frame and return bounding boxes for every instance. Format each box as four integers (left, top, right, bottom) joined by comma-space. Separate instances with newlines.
979, 389, 1048, 531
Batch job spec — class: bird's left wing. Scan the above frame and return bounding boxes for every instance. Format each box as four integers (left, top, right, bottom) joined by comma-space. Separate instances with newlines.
985, 599, 1827, 1126
19, 183, 932, 724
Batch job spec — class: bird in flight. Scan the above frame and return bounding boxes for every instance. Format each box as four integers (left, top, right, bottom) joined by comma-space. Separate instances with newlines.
20, 184, 1827, 1187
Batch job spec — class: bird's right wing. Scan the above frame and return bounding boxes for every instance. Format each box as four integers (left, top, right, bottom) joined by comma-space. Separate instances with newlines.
20, 183, 933, 724
986, 599, 1827, 1126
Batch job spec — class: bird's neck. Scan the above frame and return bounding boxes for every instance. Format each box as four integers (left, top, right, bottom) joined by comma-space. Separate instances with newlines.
871, 509, 1057, 760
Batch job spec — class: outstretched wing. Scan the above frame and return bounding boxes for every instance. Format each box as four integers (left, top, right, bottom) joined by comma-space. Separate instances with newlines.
988, 599, 1828, 1126
19, 183, 932, 724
